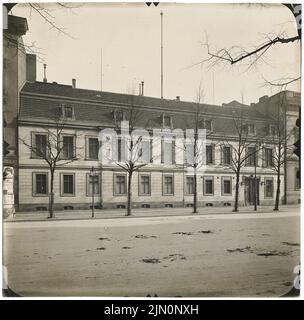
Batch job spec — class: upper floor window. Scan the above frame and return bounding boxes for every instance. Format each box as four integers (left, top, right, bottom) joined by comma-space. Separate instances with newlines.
222, 146, 232, 165
264, 148, 274, 167
32, 133, 47, 158
87, 137, 99, 160
206, 145, 214, 164
247, 124, 255, 135
161, 136, 175, 164
246, 147, 257, 166
61, 104, 74, 119
61, 135, 75, 159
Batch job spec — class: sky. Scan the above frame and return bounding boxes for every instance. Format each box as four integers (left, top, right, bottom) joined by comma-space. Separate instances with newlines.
13, 2, 301, 106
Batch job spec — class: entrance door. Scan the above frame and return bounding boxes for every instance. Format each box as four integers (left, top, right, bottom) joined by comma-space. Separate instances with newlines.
245, 177, 260, 206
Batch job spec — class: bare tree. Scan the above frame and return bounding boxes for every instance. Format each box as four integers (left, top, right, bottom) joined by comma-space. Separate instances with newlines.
181, 83, 207, 213
112, 102, 150, 216
259, 93, 296, 211
220, 110, 264, 212
191, 4, 301, 86
19, 118, 80, 217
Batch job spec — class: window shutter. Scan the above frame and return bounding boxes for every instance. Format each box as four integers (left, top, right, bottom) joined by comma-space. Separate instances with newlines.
220, 146, 223, 165
161, 138, 164, 163
172, 139, 176, 164
31, 132, 35, 158
212, 144, 215, 164
262, 148, 266, 167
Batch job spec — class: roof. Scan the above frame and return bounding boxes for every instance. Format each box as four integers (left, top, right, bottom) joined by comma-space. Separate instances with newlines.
20, 81, 268, 120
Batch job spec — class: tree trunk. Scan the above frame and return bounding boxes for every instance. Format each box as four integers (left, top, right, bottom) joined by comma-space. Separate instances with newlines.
126, 171, 133, 216
49, 170, 55, 218
233, 169, 240, 212
274, 165, 281, 211
193, 168, 198, 213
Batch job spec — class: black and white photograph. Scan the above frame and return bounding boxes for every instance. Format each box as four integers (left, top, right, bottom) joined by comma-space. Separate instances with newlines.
1, 1, 301, 298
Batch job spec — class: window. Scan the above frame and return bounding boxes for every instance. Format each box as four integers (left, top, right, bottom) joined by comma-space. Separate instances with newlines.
139, 139, 152, 163
61, 135, 75, 159
62, 104, 74, 119
246, 147, 257, 166
295, 168, 300, 190
33, 133, 47, 158
61, 174, 75, 196
203, 177, 214, 195
204, 120, 212, 131
115, 175, 126, 195
206, 145, 214, 164
33, 173, 48, 196
163, 175, 174, 195
88, 137, 99, 160
185, 176, 194, 195
161, 137, 175, 164
117, 137, 127, 162
222, 177, 232, 195
115, 110, 125, 123
264, 148, 273, 167
139, 175, 151, 195
87, 174, 100, 195
265, 178, 274, 198
269, 125, 276, 136
247, 124, 255, 135
222, 146, 231, 165
163, 115, 172, 128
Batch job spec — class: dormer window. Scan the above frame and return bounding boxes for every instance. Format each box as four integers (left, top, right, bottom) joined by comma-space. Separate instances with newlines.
247, 123, 255, 135
163, 114, 172, 128
269, 125, 276, 136
114, 110, 126, 123
61, 104, 74, 119
204, 119, 212, 131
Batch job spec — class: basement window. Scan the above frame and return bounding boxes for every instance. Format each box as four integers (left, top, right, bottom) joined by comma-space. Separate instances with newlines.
142, 204, 151, 208
165, 203, 173, 208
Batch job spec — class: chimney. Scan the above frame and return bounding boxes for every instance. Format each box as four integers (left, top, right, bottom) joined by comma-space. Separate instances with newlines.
176, 96, 180, 101
72, 78, 76, 89
141, 81, 144, 96
43, 64, 47, 83
139, 83, 142, 96
26, 54, 36, 82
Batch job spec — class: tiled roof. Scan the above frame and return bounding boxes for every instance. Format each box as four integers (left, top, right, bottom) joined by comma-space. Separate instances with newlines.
19, 81, 273, 135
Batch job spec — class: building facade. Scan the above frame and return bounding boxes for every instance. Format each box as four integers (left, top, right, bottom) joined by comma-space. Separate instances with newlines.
16, 78, 300, 212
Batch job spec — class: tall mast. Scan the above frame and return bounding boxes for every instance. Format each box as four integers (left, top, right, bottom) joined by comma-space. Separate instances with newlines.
160, 11, 164, 99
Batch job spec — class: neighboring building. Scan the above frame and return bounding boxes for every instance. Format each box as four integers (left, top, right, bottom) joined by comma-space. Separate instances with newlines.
3, 14, 36, 214
17, 76, 299, 212
254, 91, 301, 205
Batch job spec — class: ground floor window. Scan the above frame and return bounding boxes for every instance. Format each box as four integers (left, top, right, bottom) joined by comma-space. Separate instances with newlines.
204, 176, 214, 195
33, 172, 48, 196
61, 173, 75, 196
296, 168, 300, 190
222, 177, 232, 195
185, 176, 194, 195
264, 178, 274, 198
87, 173, 100, 195
139, 175, 151, 195
115, 174, 127, 195
163, 174, 174, 195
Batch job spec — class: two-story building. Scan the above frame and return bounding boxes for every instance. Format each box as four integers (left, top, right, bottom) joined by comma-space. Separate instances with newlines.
17, 78, 299, 212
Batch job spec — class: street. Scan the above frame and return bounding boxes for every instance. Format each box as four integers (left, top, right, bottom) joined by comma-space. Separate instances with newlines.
3, 210, 300, 297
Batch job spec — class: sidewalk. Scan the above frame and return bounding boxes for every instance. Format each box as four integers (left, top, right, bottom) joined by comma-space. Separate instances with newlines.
4, 205, 300, 223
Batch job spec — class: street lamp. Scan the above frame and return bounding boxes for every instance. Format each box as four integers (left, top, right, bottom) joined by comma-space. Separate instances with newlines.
90, 166, 96, 218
